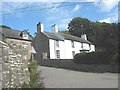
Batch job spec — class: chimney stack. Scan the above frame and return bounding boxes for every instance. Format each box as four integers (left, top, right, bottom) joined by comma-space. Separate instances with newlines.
37, 22, 44, 33
81, 34, 87, 40
51, 24, 58, 33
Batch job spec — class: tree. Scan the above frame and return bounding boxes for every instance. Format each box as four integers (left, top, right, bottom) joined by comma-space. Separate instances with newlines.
59, 30, 69, 34
0, 25, 11, 29
68, 17, 118, 54
68, 17, 90, 37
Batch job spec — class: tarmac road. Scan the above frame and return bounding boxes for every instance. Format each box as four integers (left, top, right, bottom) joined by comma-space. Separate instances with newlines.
38, 66, 118, 88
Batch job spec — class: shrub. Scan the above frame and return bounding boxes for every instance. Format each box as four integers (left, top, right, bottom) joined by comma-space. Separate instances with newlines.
28, 60, 44, 88
74, 51, 111, 64
19, 60, 44, 88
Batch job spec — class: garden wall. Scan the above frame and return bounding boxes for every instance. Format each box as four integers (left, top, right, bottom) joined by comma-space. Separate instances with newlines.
38, 59, 118, 73
0, 38, 31, 89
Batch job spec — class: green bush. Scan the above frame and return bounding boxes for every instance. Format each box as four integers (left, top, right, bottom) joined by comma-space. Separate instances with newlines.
20, 60, 44, 88
28, 60, 44, 88
74, 51, 111, 64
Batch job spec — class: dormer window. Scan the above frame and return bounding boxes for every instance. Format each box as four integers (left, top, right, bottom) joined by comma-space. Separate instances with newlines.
23, 33, 28, 39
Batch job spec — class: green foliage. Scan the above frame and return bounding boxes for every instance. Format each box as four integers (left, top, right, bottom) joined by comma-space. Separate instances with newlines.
19, 82, 31, 88
74, 51, 112, 64
20, 60, 44, 88
68, 17, 90, 37
28, 60, 38, 74
0, 25, 11, 29
28, 60, 44, 88
68, 17, 118, 54
59, 30, 70, 34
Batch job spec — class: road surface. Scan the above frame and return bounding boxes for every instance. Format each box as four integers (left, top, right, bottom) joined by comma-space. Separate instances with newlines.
38, 66, 118, 88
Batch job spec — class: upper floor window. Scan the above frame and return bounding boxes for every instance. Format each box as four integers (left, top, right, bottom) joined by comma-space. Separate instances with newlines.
89, 44, 91, 50
81, 43, 83, 49
71, 41, 74, 48
56, 40, 59, 47
72, 51, 75, 57
56, 50, 60, 59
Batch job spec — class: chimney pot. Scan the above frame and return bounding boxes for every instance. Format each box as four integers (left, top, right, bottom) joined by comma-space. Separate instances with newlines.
37, 22, 44, 33
81, 34, 87, 40
51, 24, 58, 33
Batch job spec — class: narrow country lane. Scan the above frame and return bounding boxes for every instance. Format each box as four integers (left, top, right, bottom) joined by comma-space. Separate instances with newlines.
38, 66, 118, 88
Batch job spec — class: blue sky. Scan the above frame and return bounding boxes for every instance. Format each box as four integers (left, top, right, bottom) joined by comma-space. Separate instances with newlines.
0, 0, 119, 36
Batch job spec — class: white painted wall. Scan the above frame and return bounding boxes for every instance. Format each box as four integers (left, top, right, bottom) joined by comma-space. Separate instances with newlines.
74, 41, 82, 54
49, 39, 95, 59
57, 41, 65, 59
82, 43, 90, 51
90, 44, 95, 52
64, 40, 73, 59
49, 39, 65, 59
49, 39, 55, 59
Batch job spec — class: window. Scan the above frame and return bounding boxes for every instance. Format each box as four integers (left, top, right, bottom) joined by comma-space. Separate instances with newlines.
89, 44, 91, 50
56, 50, 60, 59
71, 41, 74, 48
81, 43, 83, 49
43, 52, 47, 59
72, 51, 75, 57
56, 40, 59, 47
23, 34, 28, 39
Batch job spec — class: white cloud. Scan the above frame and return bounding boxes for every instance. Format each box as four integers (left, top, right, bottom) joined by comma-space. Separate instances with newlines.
58, 18, 72, 30
94, 0, 119, 12
99, 18, 111, 23
99, 9, 118, 23
1, 2, 63, 16
3, 0, 95, 2
58, 24, 68, 30
73, 4, 80, 11
1, 2, 36, 14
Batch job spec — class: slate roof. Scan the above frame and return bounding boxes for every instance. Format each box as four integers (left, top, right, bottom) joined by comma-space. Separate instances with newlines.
0, 27, 32, 41
43, 32, 64, 41
61, 33, 92, 44
42, 32, 92, 44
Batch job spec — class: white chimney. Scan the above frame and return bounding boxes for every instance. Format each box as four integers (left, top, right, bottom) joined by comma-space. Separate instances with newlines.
81, 34, 87, 40
51, 24, 58, 33
37, 22, 44, 33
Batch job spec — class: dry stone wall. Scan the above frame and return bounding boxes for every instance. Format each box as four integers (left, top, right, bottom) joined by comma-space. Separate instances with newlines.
1, 38, 31, 88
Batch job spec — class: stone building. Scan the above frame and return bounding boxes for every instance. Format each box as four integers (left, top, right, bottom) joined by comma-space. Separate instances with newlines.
0, 26, 36, 89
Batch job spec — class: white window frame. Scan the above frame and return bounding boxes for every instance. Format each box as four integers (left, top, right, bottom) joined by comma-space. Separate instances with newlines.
56, 50, 60, 59
81, 43, 83, 49
56, 40, 59, 47
23, 34, 28, 39
71, 41, 74, 48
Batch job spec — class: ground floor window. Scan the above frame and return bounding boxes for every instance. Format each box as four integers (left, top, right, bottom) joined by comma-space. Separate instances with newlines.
56, 50, 60, 59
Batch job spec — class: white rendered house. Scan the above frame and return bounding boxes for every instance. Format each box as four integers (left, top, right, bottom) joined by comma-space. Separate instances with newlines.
33, 22, 95, 60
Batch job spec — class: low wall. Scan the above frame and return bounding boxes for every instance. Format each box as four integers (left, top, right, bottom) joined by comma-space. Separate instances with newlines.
38, 59, 118, 73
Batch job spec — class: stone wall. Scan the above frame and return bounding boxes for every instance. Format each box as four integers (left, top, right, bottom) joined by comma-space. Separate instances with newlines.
0, 38, 31, 88
32, 32, 50, 60
38, 59, 118, 73
0, 33, 3, 89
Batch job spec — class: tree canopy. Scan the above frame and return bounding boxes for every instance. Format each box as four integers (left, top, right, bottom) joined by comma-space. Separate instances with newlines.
0, 25, 11, 29
67, 17, 118, 54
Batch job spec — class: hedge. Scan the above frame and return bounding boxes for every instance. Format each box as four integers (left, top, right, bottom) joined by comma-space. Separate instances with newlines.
74, 51, 113, 64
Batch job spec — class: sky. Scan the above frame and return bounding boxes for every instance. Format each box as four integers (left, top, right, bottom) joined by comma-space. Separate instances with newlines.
0, 0, 119, 36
